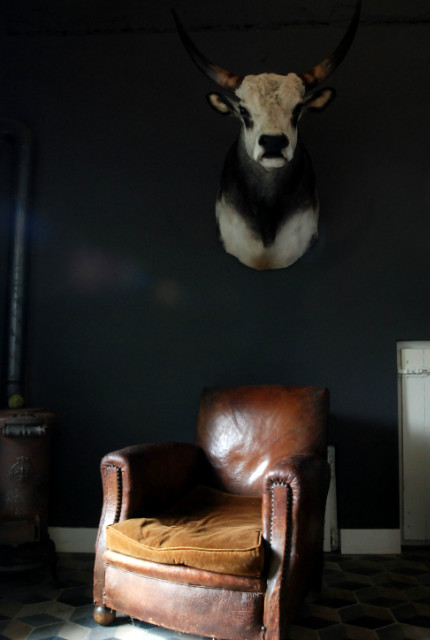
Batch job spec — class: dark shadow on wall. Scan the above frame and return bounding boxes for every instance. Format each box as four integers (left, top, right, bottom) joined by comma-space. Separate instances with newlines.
328, 415, 400, 530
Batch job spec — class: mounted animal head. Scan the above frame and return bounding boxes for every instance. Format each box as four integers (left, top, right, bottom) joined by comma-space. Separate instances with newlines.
173, 3, 361, 171
173, 4, 361, 270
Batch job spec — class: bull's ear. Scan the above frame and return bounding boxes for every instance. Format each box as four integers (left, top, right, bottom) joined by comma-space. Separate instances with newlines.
207, 92, 235, 115
303, 87, 336, 112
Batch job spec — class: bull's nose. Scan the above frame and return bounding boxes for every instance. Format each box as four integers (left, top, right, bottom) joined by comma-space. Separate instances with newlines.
259, 134, 289, 154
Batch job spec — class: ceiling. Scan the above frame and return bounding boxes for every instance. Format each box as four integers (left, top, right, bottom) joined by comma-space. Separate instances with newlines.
2, 0, 430, 37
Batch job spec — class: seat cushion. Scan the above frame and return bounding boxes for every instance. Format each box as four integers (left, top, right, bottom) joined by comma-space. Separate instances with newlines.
106, 484, 264, 577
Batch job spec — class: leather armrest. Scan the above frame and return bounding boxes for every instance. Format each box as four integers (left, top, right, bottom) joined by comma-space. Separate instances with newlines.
102, 442, 203, 519
94, 441, 203, 604
262, 454, 330, 640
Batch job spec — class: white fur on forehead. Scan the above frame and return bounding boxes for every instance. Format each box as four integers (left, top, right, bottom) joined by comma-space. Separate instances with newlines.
235, 73, 305, 109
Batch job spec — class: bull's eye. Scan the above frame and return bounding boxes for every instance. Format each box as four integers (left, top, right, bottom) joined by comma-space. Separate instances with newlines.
238, 105, 253, 128
239, 105, 250, 119
292, 103, 303, 127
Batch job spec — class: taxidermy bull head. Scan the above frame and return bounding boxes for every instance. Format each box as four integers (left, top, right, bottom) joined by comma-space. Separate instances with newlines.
173, 3, 361, 270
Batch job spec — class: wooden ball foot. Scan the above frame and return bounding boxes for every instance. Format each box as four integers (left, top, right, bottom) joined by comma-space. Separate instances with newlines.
93, 605, 116, 626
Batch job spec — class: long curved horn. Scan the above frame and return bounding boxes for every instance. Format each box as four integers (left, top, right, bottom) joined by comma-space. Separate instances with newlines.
172, 10, 243, 91
300, 0, 361, 90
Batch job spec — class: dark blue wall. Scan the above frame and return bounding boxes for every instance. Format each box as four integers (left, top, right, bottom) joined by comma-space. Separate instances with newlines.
1, 2, 429, 529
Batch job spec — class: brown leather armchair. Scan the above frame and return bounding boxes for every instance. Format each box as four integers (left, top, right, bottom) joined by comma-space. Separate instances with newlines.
93, 385, 330, 640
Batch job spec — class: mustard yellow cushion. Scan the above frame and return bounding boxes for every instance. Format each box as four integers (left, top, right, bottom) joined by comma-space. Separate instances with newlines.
106, 485, 264, 577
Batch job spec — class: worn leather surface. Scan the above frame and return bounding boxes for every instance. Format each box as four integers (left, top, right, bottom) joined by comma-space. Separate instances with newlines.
94, 385, 330, 640
196, 385, 329, 494
262, 454, 330, 640
104, 563, 265, 640
103, 549, 265, 591
101, 442, 203, 518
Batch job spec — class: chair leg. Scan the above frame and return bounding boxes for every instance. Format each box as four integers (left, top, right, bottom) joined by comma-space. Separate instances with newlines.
93, 605, 116, 626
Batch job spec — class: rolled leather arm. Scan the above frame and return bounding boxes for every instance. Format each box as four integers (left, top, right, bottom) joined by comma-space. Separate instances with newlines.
262, 454, 330, 640
94, 441, 202, 604
102, 442, 203, 519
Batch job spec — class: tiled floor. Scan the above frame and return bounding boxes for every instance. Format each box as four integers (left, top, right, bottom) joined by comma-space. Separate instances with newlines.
1, 550, 430, 640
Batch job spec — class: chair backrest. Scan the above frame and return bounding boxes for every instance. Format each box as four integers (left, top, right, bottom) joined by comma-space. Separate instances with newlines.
196, 385, 329, 495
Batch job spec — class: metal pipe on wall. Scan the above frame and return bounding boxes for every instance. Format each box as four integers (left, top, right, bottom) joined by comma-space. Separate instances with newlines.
0, 121, 57, 570
0, 119, 33, 408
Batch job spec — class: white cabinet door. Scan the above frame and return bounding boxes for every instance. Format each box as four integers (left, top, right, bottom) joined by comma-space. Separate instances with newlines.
399, 345, 430, 543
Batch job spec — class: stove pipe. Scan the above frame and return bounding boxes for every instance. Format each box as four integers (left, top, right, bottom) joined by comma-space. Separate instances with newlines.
1, 119, 33, 408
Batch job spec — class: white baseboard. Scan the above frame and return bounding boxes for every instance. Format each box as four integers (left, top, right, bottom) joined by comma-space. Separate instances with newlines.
340, 529, 401, 554
49, 527, 97, 553
49, 526, 401, 555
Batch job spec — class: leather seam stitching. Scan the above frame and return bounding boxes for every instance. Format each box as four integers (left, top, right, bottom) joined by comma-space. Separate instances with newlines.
269, 482, 292, 590
106, 464, 122, 523
269, 481, 288, 546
